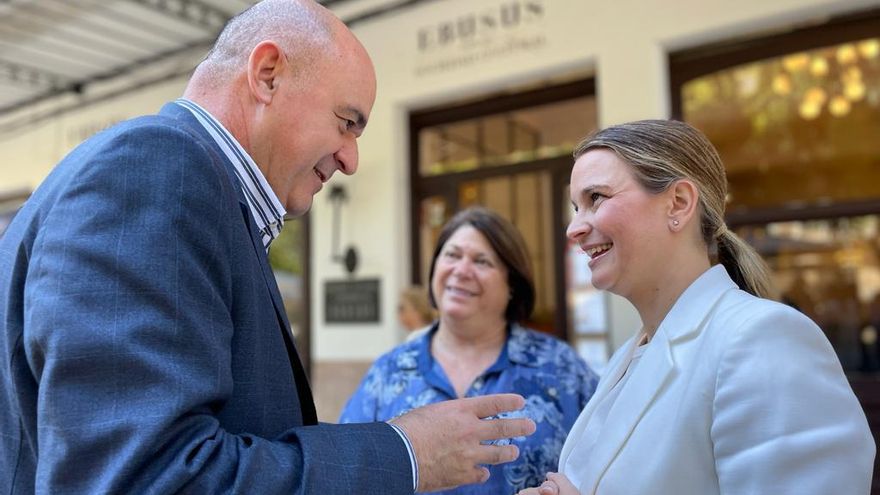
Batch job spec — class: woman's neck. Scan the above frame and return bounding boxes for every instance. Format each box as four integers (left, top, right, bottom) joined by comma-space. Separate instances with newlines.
434, 315, 507, 354
631, 255, 712, 341
432, 316, 508, 397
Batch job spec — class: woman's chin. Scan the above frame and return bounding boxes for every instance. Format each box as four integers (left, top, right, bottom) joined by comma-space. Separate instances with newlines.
440, 308, 470, 322
589, 275, 620, 296
589, 274, 609, 291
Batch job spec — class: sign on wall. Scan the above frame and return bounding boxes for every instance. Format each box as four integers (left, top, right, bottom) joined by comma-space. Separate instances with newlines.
414, 0, 547, 77
324, 279, 381, 323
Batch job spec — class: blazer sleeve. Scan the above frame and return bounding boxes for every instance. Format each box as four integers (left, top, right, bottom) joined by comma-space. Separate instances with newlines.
710, 302, 875, 494
24, 122, 413, 494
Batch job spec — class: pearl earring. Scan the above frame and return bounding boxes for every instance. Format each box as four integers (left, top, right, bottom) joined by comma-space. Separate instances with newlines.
672, 219, 680, 226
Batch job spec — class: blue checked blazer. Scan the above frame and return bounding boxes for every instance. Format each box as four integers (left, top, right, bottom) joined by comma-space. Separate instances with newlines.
0, 103, 412, 494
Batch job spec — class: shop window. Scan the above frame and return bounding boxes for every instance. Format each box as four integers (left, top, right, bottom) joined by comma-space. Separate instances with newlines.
681, 37, 880, 213
738, 216, 880, 372
418, 97, 594, 177
409, 79, 604, 366
670, 9, 880, 376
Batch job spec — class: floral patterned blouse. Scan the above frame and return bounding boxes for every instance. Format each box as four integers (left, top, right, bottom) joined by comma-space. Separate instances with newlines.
339, 323, 599, 495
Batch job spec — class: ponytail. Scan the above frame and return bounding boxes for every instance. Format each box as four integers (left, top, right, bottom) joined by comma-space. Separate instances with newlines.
716, 229, 776, 299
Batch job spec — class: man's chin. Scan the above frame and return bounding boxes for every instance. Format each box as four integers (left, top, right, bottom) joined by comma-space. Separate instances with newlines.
285, 198, 314, 219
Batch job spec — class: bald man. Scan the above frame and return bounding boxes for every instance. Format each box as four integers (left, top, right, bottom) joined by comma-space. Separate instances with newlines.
0, 1, 534, 493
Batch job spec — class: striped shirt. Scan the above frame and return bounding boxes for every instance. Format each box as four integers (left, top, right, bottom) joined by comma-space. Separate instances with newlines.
175, 98, 285, 250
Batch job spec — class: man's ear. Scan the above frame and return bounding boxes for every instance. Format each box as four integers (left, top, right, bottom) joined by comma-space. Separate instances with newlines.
667, 179, 700, 231
247, 41, 285, 104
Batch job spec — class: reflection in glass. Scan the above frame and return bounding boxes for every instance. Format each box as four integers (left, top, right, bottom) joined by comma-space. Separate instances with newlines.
682, 37, 880, 212
737, 215, 880, 372
418, 97, 597, 176
419, 196, 449, 281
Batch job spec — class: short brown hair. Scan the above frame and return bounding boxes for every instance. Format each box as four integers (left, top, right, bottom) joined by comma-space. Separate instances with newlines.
427, 207, 535, 323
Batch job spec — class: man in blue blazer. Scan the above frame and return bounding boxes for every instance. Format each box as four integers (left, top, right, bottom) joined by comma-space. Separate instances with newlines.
0, 0, 534, 493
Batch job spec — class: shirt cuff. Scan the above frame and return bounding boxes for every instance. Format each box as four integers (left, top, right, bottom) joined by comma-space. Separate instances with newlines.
387, 422, 419, 491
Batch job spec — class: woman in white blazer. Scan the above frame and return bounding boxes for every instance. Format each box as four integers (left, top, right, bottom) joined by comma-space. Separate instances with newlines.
520, 120, 875, 495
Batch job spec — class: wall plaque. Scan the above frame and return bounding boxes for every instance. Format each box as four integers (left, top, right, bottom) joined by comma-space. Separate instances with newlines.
324, 279, 381, 323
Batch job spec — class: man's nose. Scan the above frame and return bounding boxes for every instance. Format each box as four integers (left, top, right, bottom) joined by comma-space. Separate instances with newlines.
334, 135, 359, 175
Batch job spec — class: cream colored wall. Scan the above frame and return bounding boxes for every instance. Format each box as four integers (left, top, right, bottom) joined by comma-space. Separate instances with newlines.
1, 77, 190, 192
1, 0, 877, 363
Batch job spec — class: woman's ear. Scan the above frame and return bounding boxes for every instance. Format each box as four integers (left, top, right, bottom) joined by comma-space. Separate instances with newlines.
667, 179, 699, 232
247, 41, 285, 104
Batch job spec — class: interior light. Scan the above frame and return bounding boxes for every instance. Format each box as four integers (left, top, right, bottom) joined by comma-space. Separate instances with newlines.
844, 81, 866, 102
772, 73, 792, 95
809, 57, 829, 77
805, 87, 827, 105
836, 44, 858, 65
829, 95, 851, 117
799, 100, 821, 120
857, 39, 879, 59
782, 53, 810, 72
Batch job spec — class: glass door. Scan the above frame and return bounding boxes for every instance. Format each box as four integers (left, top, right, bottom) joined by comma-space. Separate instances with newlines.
410, 79, 598, 341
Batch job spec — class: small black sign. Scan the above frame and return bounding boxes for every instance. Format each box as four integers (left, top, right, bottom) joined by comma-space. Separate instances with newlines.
325, 279, 381, 323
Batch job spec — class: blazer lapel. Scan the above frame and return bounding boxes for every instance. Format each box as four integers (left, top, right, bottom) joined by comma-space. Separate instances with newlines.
559, 339, 636, 468
161, 102, 317, 425
568, 265, 740, 493
577, 335, 675, 494
238, 193, 318, 426
239, 205, 293, 333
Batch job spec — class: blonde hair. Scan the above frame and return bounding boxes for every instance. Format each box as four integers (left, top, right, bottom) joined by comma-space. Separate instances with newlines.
399, 286, 435, 326
573, 119, 774, 298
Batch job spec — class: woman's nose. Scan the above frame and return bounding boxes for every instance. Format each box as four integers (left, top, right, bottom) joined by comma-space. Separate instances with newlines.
566, 214, 591, 242
451, 258, 473, 277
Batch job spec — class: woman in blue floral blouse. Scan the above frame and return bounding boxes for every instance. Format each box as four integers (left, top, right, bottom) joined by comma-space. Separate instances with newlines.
340, 207, 599, 494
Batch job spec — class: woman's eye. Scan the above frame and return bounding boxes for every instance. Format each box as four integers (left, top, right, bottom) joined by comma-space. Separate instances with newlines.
590, 192, 605, 203
477, 257, 496, 267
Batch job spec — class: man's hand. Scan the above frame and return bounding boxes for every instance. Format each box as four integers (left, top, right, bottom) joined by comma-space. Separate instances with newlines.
390, 394, 536, 492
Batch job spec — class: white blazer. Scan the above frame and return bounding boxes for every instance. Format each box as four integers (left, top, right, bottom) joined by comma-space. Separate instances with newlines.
559, 265, 875, 494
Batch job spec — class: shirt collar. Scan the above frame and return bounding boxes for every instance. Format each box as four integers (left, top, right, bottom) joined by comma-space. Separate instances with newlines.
174, 98, 286, 250
401, 322, 540, 373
